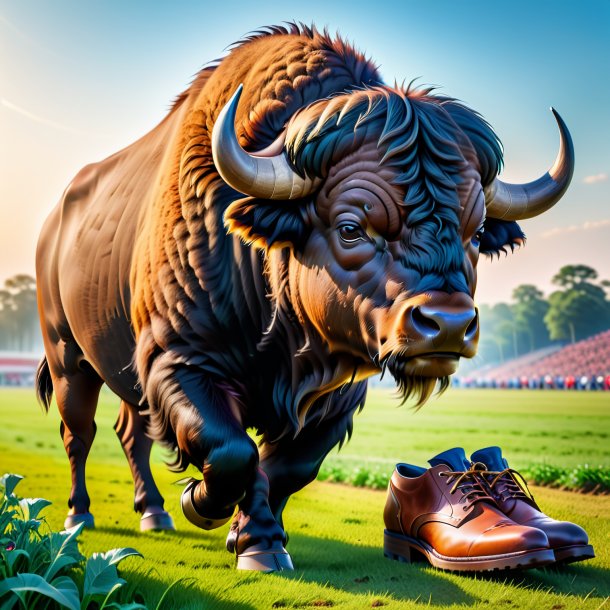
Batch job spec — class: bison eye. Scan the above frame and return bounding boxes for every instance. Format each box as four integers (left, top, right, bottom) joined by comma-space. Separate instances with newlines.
338, 223, 366, 243
471, 229, 484, 249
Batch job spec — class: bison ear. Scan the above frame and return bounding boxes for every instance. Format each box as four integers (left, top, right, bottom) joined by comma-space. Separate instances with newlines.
480, 218, 526, 256
224, 197, 308, 249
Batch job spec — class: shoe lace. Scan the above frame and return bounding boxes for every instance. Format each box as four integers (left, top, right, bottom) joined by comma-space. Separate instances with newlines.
439, 462, 495, 511
484, 467, 536, 504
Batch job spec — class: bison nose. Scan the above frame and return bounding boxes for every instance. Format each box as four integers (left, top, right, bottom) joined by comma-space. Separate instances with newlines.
411, 305, 478, 341
408, 292, 479, 355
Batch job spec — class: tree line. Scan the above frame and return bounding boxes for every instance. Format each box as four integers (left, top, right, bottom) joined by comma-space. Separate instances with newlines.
1, 265, 609, 359
477, 264, 610, 365
0, 275, 40, 352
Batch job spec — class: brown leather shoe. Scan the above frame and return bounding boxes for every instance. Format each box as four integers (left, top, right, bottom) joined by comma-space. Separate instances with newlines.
471, 447, 595, 564
384, 448, 554, 572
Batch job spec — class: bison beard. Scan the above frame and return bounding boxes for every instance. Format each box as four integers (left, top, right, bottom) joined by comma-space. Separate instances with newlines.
35, 23, 573, 571
384, 356, 451, 408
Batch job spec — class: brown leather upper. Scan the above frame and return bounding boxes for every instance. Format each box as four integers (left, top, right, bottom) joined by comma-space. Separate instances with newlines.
384, 464, 549, 558
483, 472, 589, 549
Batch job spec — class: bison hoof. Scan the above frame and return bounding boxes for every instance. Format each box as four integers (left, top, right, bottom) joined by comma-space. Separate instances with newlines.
181, 478, 233, 530
236, 541, 294, 572
64, 512, 95, 530
140, 510, 175, 532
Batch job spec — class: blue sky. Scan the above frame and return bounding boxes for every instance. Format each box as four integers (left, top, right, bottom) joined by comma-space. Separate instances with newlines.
1, 0, 609, 303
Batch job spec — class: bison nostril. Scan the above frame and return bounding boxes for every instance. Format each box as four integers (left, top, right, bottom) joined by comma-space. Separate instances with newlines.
411, 307, 441, 337
465, 311, 479, 339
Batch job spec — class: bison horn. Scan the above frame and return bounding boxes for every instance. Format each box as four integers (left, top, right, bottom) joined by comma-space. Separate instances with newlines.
485, 108, 574, 220
212, 84, 319, 200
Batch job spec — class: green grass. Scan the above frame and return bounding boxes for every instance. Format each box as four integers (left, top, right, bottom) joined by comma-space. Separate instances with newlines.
316, 388, 610, 492
0, 387, 608, 609
323, 387, 610, 473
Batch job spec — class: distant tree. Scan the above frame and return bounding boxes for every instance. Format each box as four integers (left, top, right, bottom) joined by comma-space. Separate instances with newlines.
551, 264, 598, 288
512, 284, 550, 352
477, 302, 517, 362
0, 274, 41, 352
493, 302, 519, 359
463, 265, 610, 375
474, 304, 502, 364
544, 265, 610, 343
0, 289, 17, 350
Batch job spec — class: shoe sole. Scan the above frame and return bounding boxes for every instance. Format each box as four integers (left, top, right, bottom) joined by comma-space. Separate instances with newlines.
384, 529, 555, 572
553, 544, 595, 564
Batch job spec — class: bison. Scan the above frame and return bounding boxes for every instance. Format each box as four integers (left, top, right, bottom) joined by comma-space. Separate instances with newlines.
35, 24, 573, 571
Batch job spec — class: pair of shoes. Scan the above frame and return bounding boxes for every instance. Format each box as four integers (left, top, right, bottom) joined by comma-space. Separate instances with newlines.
383, 447, 595, 572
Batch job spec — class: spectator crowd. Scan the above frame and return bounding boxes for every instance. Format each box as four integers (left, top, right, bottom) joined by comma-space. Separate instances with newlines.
456, 330, 610, 390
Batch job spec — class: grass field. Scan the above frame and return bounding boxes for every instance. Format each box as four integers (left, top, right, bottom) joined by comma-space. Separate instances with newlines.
0, 387, 609, 609
324, 387, 610, 472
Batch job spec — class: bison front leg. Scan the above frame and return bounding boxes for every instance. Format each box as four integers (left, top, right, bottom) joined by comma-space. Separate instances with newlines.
226, 467, 292, 572
227, 403, 359, 571
261, 407, 358, 531
146, 362, 259, 532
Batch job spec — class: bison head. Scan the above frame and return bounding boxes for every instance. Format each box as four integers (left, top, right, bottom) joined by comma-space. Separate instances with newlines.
212, 85, 573, 405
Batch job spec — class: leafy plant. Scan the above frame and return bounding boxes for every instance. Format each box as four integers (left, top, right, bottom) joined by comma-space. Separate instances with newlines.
366, 470, 390, 491
317, 465, 348, 484
524, 463, 610, 494
0, 473, 148, 609
318, 461, 610, 494
521, 463, 566, 488
317, 464, 392, 490
351, 467, 371, 488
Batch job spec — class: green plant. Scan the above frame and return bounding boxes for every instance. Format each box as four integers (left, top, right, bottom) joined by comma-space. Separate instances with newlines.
317, 464, 393, 490
351, 467, 371, 487
318, 461, 610, 494
522, 463, 566, 488
317, 464, 348, 484
523, 463, 610, 494
365, 469, 391, 490
0, 473, 146, 609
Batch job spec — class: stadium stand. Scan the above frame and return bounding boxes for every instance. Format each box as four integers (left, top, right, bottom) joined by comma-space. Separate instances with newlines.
455, 329, 610, 390
0, 352, 40, 386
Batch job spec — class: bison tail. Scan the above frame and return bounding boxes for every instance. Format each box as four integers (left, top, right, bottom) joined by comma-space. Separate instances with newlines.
36, 356, 53, 412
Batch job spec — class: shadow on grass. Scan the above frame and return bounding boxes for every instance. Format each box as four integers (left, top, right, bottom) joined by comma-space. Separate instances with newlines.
281, 532, 477, 605
119, 568, 256, 610
283, 532, 610, 604
94, 525, 223, 543
93, 523, 609, 607
424, 554, 610, 597
98, 524, 477, 606
525, 563, 610, 597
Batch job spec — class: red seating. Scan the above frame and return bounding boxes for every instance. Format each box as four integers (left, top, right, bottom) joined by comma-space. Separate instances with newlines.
458, 330, 610, 389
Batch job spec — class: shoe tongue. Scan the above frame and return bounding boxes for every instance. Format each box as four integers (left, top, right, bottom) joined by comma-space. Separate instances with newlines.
428, 447, 470, 471
471, 446, 508, 471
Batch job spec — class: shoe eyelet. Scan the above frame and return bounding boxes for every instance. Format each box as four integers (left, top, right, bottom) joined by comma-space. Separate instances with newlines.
439, 472, 451, 484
